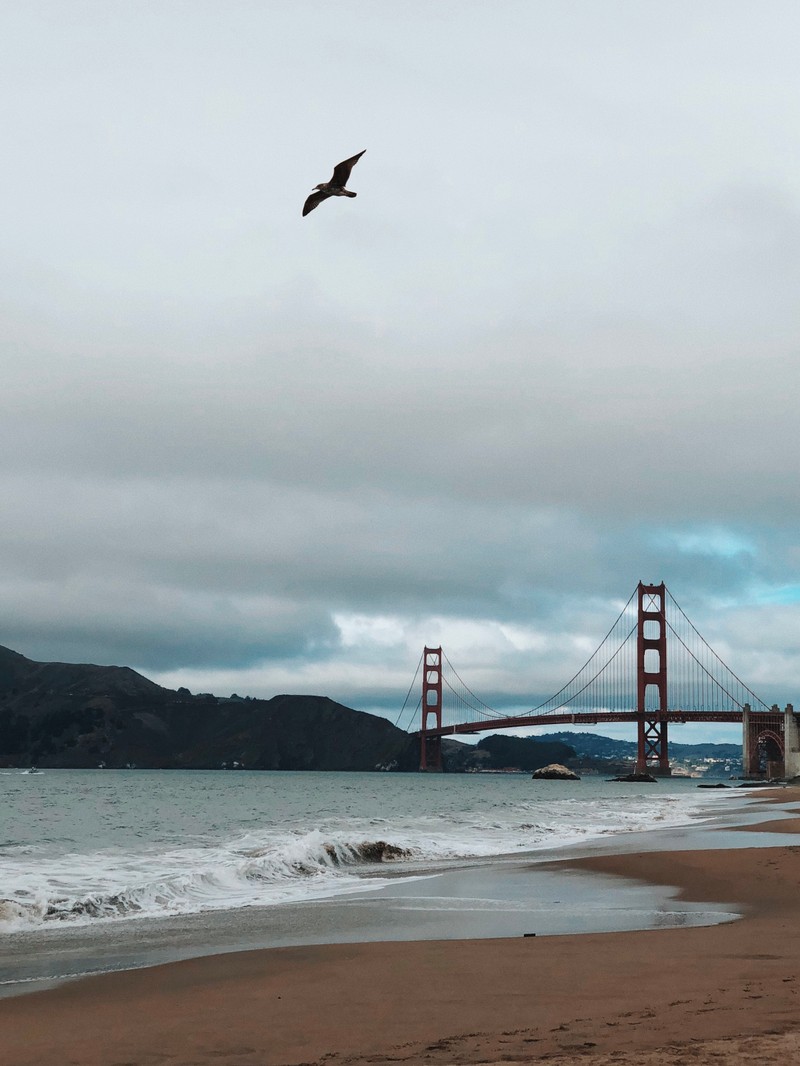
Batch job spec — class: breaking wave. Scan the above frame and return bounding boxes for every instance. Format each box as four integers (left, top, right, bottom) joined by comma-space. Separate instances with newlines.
0, 834, 418, 931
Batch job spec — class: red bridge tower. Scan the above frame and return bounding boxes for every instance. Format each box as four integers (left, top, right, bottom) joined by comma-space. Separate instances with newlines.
419, 646, 443, 771
636, 581, 670, 774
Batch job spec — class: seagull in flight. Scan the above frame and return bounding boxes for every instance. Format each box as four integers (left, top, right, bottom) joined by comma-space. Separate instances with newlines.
302, 150, 366, 217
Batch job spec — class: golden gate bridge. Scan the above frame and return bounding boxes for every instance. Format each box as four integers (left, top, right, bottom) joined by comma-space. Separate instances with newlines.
396, 582, 795, 777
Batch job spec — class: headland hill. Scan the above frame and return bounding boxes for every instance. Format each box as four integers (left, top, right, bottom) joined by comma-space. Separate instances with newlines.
0, 644, 738, 775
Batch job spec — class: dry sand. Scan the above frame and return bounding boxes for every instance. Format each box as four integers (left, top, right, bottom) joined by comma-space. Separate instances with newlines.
3, 790, 800, 1066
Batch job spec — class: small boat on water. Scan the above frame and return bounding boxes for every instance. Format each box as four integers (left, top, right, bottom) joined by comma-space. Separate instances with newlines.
21, 766, 43, 775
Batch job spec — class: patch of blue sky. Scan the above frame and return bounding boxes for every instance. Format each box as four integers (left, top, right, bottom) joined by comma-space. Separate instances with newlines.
749, 584, 800, 606
651, 527, 755, 559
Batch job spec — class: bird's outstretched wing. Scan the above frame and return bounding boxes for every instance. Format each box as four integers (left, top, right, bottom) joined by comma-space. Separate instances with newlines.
302, 189, 331, 216
330, 149, 366, 188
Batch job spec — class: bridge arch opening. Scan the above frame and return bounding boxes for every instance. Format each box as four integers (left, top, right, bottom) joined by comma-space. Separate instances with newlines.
644, 683, 663, 711
755, 730, 784, 778
644, 648, 661, 674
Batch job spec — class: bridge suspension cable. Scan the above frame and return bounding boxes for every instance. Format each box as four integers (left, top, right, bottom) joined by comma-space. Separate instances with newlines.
441, 651, 506, 721
394, 651, 422, 730
434, 591, 646, 727
664, 588, 770, 712
526, 587, 639, 717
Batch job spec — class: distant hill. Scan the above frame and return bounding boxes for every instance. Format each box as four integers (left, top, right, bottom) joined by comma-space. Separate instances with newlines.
474, 734, 576, 772
537, 731, 741, 761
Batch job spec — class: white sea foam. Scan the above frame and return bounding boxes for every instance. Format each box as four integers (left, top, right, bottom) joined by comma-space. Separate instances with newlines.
0, 771, 737, 932
1, 832, 431, 931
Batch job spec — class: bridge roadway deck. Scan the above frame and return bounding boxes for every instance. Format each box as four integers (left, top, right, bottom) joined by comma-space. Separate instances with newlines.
416, 709, 746, 738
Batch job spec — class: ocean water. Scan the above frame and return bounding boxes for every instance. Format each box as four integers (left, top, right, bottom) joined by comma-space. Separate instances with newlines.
0, 768, 745, 935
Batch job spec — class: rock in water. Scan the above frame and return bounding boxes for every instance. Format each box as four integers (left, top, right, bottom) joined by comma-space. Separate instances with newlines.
609, 772, 657, 783
531, 763, 580, 781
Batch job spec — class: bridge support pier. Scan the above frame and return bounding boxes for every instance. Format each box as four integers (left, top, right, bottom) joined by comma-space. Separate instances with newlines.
784, 704, 800, 779
742, 703, 794, 778
636, 582, 671, 776
741, 703, 753, 774
420, 646, 444, 772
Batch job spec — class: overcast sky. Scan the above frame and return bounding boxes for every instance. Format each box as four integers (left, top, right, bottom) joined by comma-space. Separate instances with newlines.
2, 1, 798, 745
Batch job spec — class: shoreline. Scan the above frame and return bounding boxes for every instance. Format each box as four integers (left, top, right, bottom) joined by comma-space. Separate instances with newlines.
2, 787, 800, 1064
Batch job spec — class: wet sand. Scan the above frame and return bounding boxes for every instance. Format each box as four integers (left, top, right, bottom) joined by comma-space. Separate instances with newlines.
2, 789, 800, 1065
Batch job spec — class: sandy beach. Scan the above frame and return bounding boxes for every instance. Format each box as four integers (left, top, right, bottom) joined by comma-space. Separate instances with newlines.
3, 788, 800, 1066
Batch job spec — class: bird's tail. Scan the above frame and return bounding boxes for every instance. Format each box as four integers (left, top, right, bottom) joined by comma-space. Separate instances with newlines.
344, 190, 357, 198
